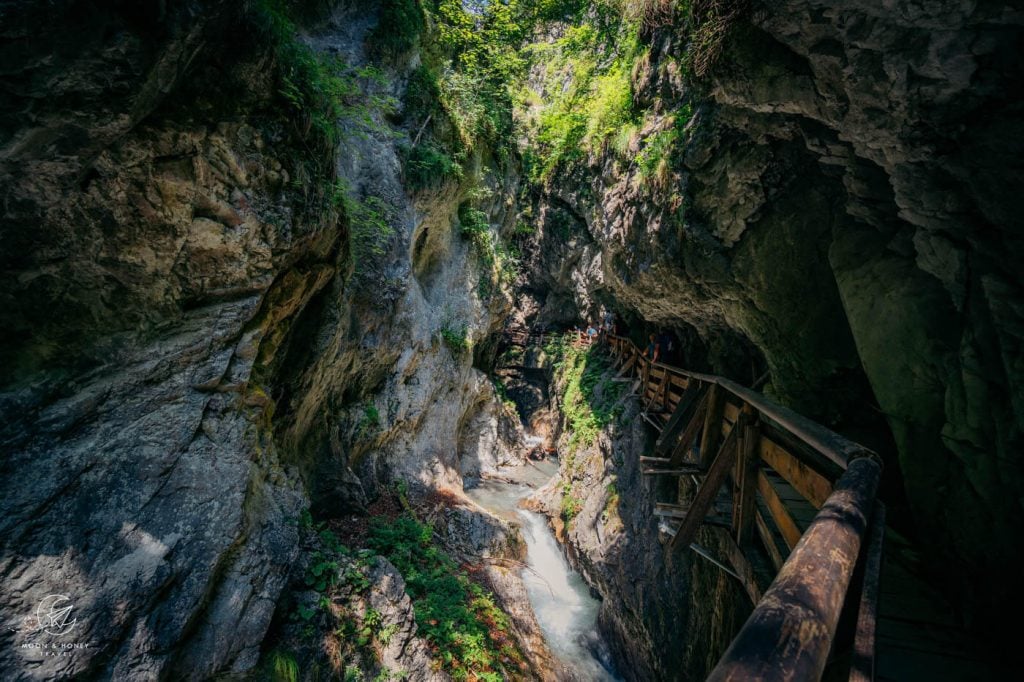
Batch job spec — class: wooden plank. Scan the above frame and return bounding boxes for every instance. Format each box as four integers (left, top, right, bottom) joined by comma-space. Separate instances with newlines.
654, 383, 701, 455
733, 415, 760, 545
655, 503, 689, 519
639, 456, 672, 465
723, 401, 741, 424
757, 470, 803, 551
670, 425, 740, 550
850, 502, 886, 682
759, 437, 834, 509
668, 390, 710, 467
670, 374, 689, 389
698, 384, 725, 468
755, 510, 785, 572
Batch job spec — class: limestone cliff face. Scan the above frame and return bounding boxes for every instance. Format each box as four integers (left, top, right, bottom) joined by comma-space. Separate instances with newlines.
519, 0, 1024, 631
0, 1, 522, 678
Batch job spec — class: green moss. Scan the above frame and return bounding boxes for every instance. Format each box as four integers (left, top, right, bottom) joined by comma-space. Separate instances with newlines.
440, 323, 471, 355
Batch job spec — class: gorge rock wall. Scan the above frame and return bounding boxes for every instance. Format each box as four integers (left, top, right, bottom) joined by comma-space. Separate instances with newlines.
518, 0, 1024, 633
0, 1, 525, 678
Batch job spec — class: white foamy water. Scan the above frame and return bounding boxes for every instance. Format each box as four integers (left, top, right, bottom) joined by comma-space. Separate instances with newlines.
466, 461, 621, 681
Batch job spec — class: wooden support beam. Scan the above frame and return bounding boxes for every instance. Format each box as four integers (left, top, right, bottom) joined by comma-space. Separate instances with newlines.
654, 383, 701, 455
643, 467, 703, 476
640, 412, 665, 432
657, 370, 671, 411
759, 437, 833, 509
668, 391, 709, 467
639, 456, 672, 465
757, 471, 803, 551
670, 425, 740, 550
698, 384, 725, 468
755, 510, 785, 573
616, 353, 636, 378
716, 527, 764, 604
732, 411, 760, 545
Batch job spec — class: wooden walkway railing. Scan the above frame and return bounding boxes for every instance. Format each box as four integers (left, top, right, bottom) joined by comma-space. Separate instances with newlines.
503, 328, 595, 349
604, 334, 886, 681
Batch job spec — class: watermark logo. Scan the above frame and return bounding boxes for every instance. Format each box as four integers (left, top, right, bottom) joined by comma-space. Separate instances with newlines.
7, 593, 94, 658
34, 595, 77, 637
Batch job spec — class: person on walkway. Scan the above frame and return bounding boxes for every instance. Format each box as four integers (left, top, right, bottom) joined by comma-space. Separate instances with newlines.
646, 333, 658, 361
657, 329, 673, 364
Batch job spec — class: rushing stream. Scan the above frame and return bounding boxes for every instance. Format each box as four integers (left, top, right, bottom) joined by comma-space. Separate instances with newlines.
465, 453, 622, 681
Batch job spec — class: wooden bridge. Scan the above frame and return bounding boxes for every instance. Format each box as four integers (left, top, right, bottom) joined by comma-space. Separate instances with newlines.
598, 334, 1002, 681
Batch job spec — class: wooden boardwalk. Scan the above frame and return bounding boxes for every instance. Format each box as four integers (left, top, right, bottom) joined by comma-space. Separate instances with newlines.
595, 334, 1003, 680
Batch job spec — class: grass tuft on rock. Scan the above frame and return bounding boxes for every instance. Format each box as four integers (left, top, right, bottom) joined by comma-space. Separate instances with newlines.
367, 515, 525, 681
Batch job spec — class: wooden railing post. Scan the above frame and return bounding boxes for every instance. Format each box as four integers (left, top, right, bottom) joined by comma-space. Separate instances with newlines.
732, 406, 759, 546
699, 383, 724, 468
707, 455, 883, 682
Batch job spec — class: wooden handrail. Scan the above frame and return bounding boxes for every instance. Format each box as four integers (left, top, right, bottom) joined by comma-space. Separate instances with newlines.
605, 335, 874, 470
708, 457, 883, 681
600, 333, 884, 680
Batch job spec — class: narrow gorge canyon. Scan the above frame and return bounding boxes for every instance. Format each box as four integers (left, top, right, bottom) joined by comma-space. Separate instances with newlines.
1, 1, 1021, 680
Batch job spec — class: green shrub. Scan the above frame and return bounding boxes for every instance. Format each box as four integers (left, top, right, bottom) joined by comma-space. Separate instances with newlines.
401, 143, 463, 191
368, 0, 426, 59
268, 649, 300, 682
440, 324, 471, 354
403, 65, 443, 124
366, 515, 524, 680
557, 338, 625, 453
332, 182, 395, 272
560, 482, 583, 523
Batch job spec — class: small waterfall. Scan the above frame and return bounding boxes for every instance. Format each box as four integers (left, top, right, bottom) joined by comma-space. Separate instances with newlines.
466, 461, 621, 681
